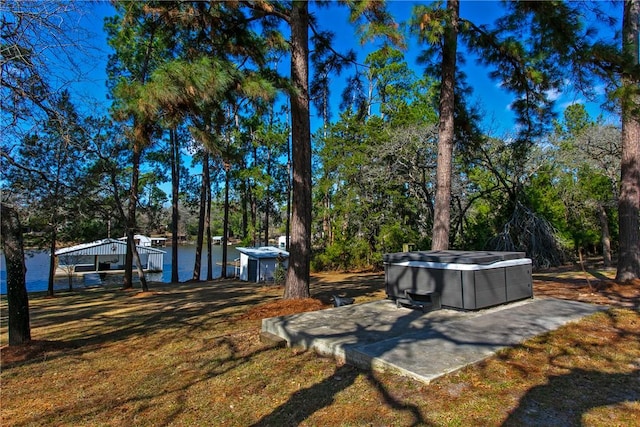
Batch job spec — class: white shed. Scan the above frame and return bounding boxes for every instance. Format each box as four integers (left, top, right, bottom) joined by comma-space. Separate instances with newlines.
236, 246, 289, 283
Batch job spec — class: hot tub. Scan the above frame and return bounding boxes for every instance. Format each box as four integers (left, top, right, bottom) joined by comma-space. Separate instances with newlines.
384, 250, 532, 310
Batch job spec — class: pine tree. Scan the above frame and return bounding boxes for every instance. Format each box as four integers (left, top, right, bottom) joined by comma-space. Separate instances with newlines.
616, 0, 640, 282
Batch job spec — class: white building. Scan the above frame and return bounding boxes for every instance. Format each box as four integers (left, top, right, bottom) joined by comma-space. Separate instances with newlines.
55, 238, 164, 276
278, 235, 289, 249
236, 246, 289, 283
118, 234, 152, 247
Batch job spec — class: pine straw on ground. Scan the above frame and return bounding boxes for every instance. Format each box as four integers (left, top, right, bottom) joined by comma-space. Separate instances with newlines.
534, 277, 640, 308
1, 271, 639, 367
240, 298, 331, 321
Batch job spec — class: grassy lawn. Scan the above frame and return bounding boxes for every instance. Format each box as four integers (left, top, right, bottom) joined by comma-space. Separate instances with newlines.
1, 271, 639, 426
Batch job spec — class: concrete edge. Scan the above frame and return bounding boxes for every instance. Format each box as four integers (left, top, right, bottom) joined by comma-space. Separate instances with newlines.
261, 298, 612, 385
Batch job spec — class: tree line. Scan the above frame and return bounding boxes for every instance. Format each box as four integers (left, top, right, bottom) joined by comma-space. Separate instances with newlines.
1, 1, 638, 345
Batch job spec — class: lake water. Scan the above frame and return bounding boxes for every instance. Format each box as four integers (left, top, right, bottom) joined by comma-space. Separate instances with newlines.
0, 245, 240, 294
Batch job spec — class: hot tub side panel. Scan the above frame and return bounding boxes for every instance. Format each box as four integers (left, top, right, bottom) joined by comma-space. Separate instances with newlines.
505, 264, 533, 301
463, 268, 508, 309
385, 264, 464, 308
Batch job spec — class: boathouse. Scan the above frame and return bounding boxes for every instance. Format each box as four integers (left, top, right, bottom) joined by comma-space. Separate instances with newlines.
54, 238, 165, 276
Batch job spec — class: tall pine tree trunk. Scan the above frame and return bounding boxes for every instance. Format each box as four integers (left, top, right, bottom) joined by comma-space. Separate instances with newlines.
285, 140, 292, 251
616, 0, 640, 283
1, 202, 31, 345
171, 126, 180, 283
47, 227, 57, 296
284, 1, 312, 299
222, 161, 230, 278
251, 146, 258, 246
205, 159, 213, 281
264, 149, 271, 247
241, 178, 249, 241
431, 0, 459, 251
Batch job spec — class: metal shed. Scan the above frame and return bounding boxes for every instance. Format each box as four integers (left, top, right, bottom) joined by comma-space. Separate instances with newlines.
384, 250, 532, 310
236, 246, 289, 283
55, 238, 165, 276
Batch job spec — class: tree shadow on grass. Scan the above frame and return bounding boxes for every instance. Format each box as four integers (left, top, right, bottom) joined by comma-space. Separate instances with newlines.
250, 362, 429, 427
0, 279, 281, 369
502, 369, 640, 426
252, 267, 634, 426
7, 328, 282, 426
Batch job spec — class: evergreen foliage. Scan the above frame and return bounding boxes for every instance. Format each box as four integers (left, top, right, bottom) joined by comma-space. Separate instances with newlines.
2, 1, 637, 293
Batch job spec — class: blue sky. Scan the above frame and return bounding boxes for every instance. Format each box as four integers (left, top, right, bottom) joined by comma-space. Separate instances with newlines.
72, 1, 615, 139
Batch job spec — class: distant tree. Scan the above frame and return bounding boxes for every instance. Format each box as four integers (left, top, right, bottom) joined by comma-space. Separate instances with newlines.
106, 1, 176, 291
474, 137, 567, 268
413, 1, 584, 252
364, 47, 419, 121
374, 123, 440, 238
83, 118, 133, 241
3, 90, 88, 296
552, 104, 621, 267
58, 254, 84, 291
492, 1, 639, 281
135, 1, 278, 281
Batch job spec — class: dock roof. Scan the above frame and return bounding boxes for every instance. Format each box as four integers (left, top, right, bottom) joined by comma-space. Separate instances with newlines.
55, 238, 165, 256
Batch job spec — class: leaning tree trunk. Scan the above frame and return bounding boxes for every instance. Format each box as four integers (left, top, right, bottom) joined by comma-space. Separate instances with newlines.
616, 0, 640, 283
124, 142, 143, 289
1, 202, 31, 345
132, 242, 148, 292
431, 0, 459, 251
192, 152, 208, 281
284, 0, 312, 299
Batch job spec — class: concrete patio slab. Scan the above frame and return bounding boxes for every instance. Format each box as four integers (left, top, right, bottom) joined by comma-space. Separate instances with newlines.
261, 298, 607, 384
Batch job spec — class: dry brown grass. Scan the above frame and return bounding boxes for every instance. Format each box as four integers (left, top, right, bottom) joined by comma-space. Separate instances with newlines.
1, 269, 639, 426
